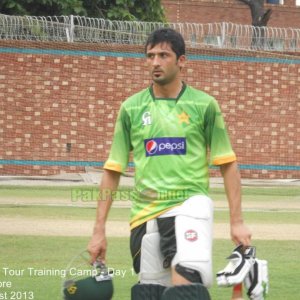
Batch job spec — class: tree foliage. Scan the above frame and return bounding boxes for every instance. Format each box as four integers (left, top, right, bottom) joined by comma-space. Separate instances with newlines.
238, 0, 272, 27
0, 0, 165, 22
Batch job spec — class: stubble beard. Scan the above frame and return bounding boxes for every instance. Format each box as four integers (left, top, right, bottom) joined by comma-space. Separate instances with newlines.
152, 71, 176, 86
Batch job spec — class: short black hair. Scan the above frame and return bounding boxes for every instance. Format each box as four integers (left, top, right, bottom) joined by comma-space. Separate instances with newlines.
145, 28, 185, 59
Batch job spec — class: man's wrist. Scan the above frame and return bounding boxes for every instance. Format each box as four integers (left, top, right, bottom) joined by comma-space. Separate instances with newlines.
230, 218, 244, 225
93, 222, 106, 234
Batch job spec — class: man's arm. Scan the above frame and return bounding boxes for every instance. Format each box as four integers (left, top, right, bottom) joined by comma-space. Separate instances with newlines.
220, 161, 251, 246
88, 169, 121, 262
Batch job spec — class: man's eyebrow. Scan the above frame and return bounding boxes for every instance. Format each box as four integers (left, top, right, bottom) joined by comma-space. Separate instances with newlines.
146, 50, 171, 55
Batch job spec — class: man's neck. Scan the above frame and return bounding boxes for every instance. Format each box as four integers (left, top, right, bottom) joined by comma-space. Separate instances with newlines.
152, 79, 183, 99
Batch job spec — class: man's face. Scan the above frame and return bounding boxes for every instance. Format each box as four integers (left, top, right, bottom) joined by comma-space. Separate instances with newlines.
146, 42, 185, 85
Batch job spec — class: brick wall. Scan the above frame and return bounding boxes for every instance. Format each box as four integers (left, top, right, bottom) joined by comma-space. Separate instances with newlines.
162, 0, 300, 28
0, 41, 299, 178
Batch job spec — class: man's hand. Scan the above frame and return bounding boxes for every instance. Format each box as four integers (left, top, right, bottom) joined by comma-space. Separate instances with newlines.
88, 228, 107, 263
220, 161, 252, 247
231, 220, 252, 247
87, 169, 121, 263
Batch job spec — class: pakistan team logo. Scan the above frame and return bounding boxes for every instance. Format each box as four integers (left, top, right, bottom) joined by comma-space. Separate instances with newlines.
142, 111, 152, 126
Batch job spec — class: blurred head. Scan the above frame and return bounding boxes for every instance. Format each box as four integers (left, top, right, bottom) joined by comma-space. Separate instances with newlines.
145, 28, 186, 59
145, 28, 186, 85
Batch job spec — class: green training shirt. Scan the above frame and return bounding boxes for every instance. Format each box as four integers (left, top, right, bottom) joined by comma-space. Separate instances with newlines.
104, 84, 236, 229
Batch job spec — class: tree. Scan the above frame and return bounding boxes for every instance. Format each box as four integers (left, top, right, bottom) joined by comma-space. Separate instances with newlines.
0, 0, 165, 22
83, 0, 165, 22
0, 0, 86, 16
238, 0, 273, 49
239, 0, 272, 27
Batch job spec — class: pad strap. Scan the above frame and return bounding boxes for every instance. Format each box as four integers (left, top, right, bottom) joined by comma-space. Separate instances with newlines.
175, 264, 203, 283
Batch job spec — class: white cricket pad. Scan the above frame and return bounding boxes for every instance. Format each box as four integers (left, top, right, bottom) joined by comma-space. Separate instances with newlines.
172, 195, 214, 287
139, 219, 172, 286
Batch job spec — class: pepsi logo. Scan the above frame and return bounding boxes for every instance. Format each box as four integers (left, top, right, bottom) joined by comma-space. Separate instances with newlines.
185, 230, 198, 242
146, 140, 158, 155
144, 137, 186, 157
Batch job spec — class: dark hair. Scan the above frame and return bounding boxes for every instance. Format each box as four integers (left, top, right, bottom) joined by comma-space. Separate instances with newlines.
145, 28, 185, 59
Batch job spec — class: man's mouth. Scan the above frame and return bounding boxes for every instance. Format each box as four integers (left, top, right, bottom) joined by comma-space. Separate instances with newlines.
153, 70, 163, 77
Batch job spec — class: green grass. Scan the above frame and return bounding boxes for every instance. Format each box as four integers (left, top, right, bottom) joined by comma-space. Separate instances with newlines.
0, 205, 131, 221
0, 185, 133, 202
212, 187, 300, 202
0, 185, 299, 201
214, 210, 300, 224
0, 236, 299, 300
0, 185, 75, 199
213, 186, 300, 197
0, 184, 299, 299
1, 205, 299, 224
0, 236, 137, 300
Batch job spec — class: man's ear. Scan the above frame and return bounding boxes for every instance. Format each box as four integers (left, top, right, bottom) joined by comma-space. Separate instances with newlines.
178, 55, 186, 70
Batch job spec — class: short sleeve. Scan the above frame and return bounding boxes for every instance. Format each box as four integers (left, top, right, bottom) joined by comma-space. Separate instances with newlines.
204, 99, 236, 165
103, 104, 132, 173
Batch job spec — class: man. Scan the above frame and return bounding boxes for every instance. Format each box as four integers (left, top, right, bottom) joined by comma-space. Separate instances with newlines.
88, 28, 251, 299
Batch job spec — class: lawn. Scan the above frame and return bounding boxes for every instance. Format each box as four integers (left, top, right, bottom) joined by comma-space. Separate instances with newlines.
0, 185, 299, 201
0, 236, 299, 300
1, 205, 300, 224
0, 184, 299, 299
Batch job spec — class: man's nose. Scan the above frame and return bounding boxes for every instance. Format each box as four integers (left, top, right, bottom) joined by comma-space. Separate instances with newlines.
152, 55, 161, 66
